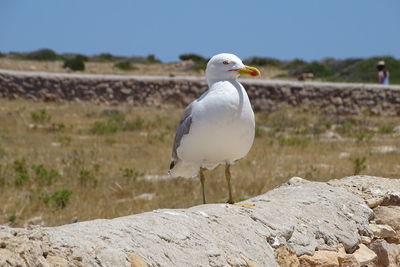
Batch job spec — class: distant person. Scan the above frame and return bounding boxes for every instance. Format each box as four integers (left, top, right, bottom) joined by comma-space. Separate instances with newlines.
376, 61, 389, 85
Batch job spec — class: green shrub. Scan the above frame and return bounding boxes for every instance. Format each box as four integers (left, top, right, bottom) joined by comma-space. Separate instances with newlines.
146, 54, 161, 63
336, 119, 356, 137
121, 167, 142, 182
351, 157, 367, 175
31, 109, 51, 124
32, 164, 60, 185
12, 158, 29, 186
255, 125, 263, 138
179, 54, 208, 71
292, 61, 334, 78
114, 60, 137, 71
105, 113, 125, 123
25, 49, 58, 61
90, 53, 120, 62
124, 117, 144, 131
278, 137, 310, 147
79, 169, 98, 186
179, 53, 206, 62
63, 56, 85, 71
90, 115, 144, 134
355, 131, 374, 142
244, 57, 282, 67
378, 123, 394, 134
283, 58, 307, 69
90, 121, 120, 134
61, 53, 88, 62
7, 215, 16, 225
43, 189, 72, 209
48, 123, 66, 132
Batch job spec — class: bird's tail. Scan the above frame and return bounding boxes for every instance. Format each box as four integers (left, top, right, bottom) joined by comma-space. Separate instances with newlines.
168, 160, 199, 178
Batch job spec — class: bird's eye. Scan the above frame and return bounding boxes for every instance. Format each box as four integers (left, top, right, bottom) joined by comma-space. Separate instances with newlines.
222, 61, 230, 65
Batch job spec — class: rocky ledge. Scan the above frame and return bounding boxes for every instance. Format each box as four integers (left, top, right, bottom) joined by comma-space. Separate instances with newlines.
0, 175, 399, 266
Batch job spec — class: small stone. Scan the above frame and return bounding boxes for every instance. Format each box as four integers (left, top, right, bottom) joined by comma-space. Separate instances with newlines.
127, 252, 149, 267
337, 254, 359, 267
0, 248, 25, 266
275, 246, 300, 267
338, 152, 350, 159
374, 206, 400, 230
298, 250, 339, 267
365, 197, 384, 209
360, 236, 372, 245
372, 146, 397, 154
24, 215, 44, 227
352, 244, 377, 265
374, 206, 400, 243
46, 255, 69, 267
370, 223, 397, 239
287, 176, 307, 185
337, 243, 360, 266
121, 88, 132, 94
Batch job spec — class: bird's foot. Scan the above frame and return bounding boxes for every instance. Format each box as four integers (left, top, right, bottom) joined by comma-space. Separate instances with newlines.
232, 203, 255, 208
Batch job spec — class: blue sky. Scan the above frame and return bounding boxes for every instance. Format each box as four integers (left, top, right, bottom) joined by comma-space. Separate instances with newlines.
1, 0, 399, 62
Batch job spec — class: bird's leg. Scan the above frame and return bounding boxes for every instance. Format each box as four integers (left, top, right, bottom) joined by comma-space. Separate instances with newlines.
225, 164, 234, 204
199, 168, 206, 204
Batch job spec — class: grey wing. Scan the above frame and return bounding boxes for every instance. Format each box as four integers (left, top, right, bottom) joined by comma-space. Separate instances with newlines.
170, 103, 193, 170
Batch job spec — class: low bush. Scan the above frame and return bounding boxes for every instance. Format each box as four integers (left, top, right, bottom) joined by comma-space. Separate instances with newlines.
114, 60, 137, 71
244, 57, 283, 67
291, 61, 334, 78
179, 53, 206, 62
179, 53, 208, 71
63, 56, 86, 71
43, 189, 72, 209
24, 48, 58, 61
31, 109, 51, 124
146, 54, 161, 63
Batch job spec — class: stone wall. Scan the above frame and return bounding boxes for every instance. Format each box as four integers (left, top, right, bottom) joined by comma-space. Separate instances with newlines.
1, 69, 400, 115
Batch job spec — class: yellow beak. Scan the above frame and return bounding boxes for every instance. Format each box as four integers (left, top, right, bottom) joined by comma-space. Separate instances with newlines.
234, 65, 261, 77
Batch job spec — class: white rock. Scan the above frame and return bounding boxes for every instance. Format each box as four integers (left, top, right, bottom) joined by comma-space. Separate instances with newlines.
134, 193, 156, 201
372, 146, 397, 154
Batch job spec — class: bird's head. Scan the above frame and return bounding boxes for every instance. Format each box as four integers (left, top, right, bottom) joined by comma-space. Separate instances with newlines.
205, 53, 260, 84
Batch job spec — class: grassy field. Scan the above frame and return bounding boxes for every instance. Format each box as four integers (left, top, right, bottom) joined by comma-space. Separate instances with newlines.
0, 99, 399, 227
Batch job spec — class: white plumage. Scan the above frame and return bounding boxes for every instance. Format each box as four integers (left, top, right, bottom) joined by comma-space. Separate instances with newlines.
169, 53, 260, 204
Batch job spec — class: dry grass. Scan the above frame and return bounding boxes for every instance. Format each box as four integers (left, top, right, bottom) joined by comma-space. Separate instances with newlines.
0, 58, 286, 79
0, 99, 399, 227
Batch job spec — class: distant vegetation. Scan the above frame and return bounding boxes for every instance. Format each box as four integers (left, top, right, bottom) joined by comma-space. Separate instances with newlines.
114, 60, 137, 71
246, 56, 400, 84
180, 53, 400, 84
0, 49, 399, 83
1, 49, 162, 72
179, 53, 208, 71
63, 55, 87, 71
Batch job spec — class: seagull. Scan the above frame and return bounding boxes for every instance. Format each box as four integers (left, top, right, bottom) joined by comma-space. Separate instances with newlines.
169, 53, 260, 204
